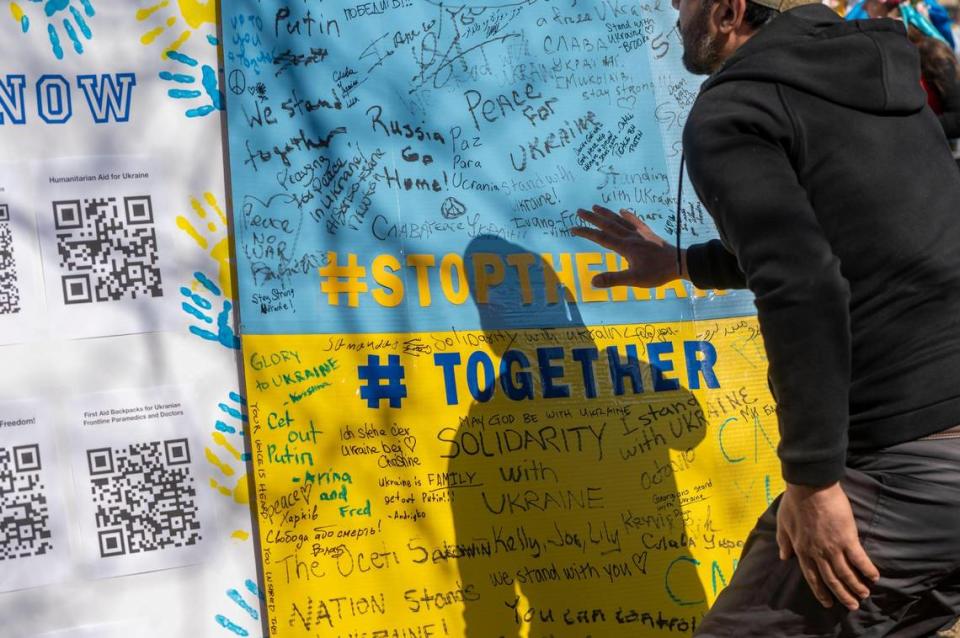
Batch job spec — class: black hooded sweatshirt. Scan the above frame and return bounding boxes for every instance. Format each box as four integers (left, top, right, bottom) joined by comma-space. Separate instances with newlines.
682, 4, 960, 486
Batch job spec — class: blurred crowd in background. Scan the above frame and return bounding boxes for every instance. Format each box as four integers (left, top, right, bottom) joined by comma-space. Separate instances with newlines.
829, 0, 960, 151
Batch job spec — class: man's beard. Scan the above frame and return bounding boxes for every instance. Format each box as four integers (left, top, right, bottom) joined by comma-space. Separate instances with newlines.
678, 8, 724, 75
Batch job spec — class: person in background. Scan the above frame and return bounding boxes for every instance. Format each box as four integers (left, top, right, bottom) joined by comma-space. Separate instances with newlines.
907, 25, 960, 140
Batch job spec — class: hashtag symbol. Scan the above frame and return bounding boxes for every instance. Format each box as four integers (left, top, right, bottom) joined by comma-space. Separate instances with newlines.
358, 355, 408, 408
318, 252, 368, 307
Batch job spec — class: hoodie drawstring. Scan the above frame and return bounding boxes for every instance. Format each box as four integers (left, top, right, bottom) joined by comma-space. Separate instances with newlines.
675, 153, 686, 277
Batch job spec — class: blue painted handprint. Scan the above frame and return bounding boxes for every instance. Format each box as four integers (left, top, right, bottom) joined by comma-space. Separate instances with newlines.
159, 34, 224, 118
215, 392, 248, 438
206, 391, 253, 540
12, 0, 96, 59
215, 578, 264, 637
180, 271, 239, 349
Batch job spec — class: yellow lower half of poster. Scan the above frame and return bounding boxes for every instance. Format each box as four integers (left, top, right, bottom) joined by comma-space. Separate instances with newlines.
242, 317, 782, 637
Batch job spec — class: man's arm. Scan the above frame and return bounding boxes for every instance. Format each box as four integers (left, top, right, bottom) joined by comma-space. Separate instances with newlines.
686, 238, 747, 290
684, 96, 851, 486
570, 209, 747, 291
684, 91, 879, 610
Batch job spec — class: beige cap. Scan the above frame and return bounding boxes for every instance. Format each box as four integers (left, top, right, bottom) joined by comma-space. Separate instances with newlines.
749, 0, 820, 11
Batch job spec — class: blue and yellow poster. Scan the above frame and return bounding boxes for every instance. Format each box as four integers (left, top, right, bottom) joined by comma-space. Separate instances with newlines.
221, 1, 781, 635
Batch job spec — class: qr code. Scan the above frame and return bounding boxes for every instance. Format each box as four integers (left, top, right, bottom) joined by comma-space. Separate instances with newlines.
53, 196, 163, 305
0, 204, 21, 315
87, 439, 201, 558
0, 445, 52, 560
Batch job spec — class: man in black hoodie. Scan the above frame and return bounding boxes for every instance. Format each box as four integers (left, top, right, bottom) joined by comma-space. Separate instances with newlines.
573, 0, 960, 634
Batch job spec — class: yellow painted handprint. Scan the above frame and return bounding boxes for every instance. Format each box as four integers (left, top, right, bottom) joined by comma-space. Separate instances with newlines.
136, 0, 215, 55
177, 192, 233, 300
8, 3, 28, 31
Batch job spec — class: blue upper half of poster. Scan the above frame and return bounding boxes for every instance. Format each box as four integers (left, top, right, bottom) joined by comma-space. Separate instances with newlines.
222, 0, 756, 335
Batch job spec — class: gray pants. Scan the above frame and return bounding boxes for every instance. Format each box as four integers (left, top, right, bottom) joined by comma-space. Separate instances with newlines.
696, 438, 960, 637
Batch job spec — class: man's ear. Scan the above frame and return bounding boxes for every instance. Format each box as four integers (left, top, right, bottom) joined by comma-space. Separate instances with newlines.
712, 0, 748, 34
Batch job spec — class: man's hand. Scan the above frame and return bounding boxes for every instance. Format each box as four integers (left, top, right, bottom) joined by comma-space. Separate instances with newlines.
777, 481, 880, 610
571, 205, 684, 288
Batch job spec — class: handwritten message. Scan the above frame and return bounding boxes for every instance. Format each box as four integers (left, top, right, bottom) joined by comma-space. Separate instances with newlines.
221, 1, 778, 636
